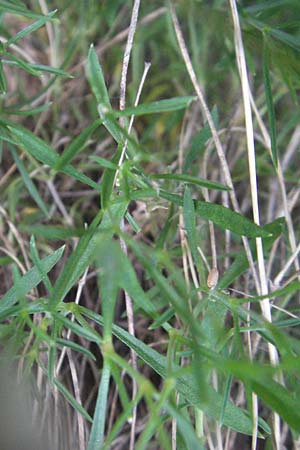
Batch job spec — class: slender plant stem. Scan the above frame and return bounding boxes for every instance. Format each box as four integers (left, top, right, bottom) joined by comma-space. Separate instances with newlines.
228, 1, 280, 448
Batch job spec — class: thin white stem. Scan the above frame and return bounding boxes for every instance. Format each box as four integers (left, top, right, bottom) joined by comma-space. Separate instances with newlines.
274, 240, 300, 287
114, 62, 151, 188
169, 1, 260, 292
119, 0, 141, 113
229, 1, 280, 448
118, 3, 141, 449
249, 92, 300, 278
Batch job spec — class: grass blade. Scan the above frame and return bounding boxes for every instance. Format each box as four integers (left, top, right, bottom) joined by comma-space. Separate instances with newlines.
10, 145, 50, 218
87, 360, 111, 450
6, 10, 57, 47
112, 96, 196, 117
151, 172, 230, 191
5, 121, 100, 190
263, 37, 278, 169
54, 119, 102, 171
0, 245, 65, 310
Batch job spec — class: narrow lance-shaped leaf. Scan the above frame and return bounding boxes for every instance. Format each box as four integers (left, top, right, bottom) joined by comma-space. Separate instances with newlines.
6, 10, 57, 47
54, 118, 102, 171
86, 44, 111, 107
0, 245, 65, 310
54, 377, 93, 423
5, 121, 100, 190
183, 186, 206, 286
10, 145, 50, 218
0, 1, 45, 19
81, 307, 264, 437
87, 360, 111, 450
131, 188, 271, 238
5, 103, 51, 116
2, 59, 72, 78
96, 240, 121, 341
3, 50, 41, 76
0, 59, 7, 94
111, 96, 196, 117
184, 105, 218, 172
51, 202, 127, 305
263, 37, 278, 169
151, 172, 230, 191
29, 235, 53, 294
138, 188, 272, 238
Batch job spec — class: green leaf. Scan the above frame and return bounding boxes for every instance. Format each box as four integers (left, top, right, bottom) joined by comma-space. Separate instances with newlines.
19, 62, 72, 78
95, 235, 159, 320
112, 96, 196, 117
81, 308, 261, 436
96, 241, 121, 340
55, 314, 101, 344
148, 307, 175, 330
0, 245, 64, 310
6, 10, 57, 47
29, 235, 53, 294
51, 202, 127, 305
0, 59, 7, 94
89, 155, 118, 170
86, 44, 111, 107
151, 173, 230, 191
183, 186, 206, 286
0, 1, 45, 18
235, 281, 300, 303
4, 103, 51, 116
263, 38, 277, 168
48, 319, 58, 384
195, 201, 271, 238
3, 50, 41, 76
87, 360, 111, 450
244, 0, 297, 14
221, 358, 300, 432
10, 145, 50, 218
54, 377, 93, 423
165, 401, 207, 450
100, 144, 122, 209
218, 217, 284, 289
184, 106, 218, 171
253, 379, 300, 432
5, 121, 100, 190
56, 337, 96, 361
54, 119, 102, 171
156, 189, 272, 238
20, 224, 84, 240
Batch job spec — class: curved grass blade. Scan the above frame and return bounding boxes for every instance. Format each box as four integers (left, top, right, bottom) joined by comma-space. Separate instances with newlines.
54, 118, 102, 171
113, 96, 196, 117
5, 121, 100, 190
56, 338, 96, 360
135, 188, 271, 238
86, 44, 111, 107
87, 360, 111, 450
20, 224, 84, 240
0, 1, 45, 19
263, 37, 277, 169
0, 59, 7, 94
54, 377, 93, 423
51, 202, 127, 305
1, 245, 65, 310
81, 307, 263, 436
183, 186, 206, 286
151, 173, 230, 191
6, 10, 57, 47
10, 145, 50, 218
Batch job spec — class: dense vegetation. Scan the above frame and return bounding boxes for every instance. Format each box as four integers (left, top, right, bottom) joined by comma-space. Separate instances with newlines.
1, 1, 300, 449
